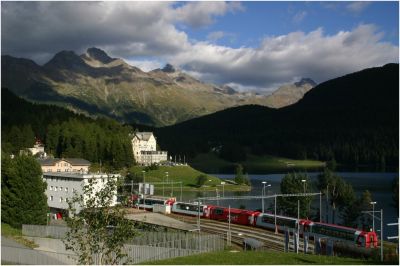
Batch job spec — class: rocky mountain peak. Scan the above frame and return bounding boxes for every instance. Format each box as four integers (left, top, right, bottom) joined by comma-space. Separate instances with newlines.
295, 78, 317, 87
86, 47, 114, 64
162, 63, 176, 73
44, 50, 86, 68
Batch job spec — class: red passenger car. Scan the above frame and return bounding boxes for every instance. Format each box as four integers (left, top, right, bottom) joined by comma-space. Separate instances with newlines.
299, 220, 378, 248
208, 206, 260, 226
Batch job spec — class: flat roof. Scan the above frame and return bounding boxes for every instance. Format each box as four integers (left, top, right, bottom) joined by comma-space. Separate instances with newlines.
43, 172, 121, 179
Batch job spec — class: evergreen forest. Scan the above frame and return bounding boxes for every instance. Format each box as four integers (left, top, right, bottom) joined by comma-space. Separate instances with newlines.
156, 64, 399, 169
1, 88, 134, 170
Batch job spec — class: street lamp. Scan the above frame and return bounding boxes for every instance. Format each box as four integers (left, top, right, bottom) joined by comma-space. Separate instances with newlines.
301, 179, 306, 193
142, 170, 146, 209
163, 172, 168, 197
166, 172, 169, 197
370, 201, 377, 232
262, 181, 267, 213
221, 182, 226, 197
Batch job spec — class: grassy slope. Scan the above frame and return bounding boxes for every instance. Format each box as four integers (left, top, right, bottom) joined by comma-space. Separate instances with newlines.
1, 223, 38, 248
128, 165, 250, 192
190, 153, 325, 173
146, 250, 374, 265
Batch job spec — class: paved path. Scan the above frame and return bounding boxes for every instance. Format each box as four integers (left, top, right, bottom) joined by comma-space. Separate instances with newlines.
1, 236, 29, 249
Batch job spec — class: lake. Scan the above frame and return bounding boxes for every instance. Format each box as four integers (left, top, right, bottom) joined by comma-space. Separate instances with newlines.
173, 172, 398, 240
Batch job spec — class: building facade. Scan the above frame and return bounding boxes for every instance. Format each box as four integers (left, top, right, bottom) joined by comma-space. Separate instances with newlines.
38, 158, 91, 173
28, 143, 45, 156
43, 172, 120, 215
131, 132, 168, 165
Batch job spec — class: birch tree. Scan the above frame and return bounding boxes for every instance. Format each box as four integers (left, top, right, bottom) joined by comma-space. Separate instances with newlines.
64, 177, 137, 264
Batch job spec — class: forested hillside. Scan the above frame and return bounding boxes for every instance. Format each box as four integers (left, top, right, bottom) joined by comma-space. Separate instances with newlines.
156, 64, 399, 168
1, 88, 134, 170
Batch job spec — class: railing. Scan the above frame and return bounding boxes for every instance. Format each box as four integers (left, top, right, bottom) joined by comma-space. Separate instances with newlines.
16, 225, 225, 264
22, 224, 69, 239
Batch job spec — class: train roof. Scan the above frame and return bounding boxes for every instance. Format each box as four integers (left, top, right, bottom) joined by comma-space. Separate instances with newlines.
259, 212, 298, 221
313, 221, 365, 232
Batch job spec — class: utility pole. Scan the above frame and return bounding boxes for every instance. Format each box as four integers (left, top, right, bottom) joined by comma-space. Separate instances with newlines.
180, 181, 183, 201
274, 194, 277, 234
325, 184, 329, 223
380, 209, 383, 263
319, 191, 322, 222
171, 179, 174, 197
371, 201, 377, 232
361, 209, 384, 262
142, 170, 146, 209
262, 181, 266, 213
166, 172, 169, 196
228, 205, 231, 246
163, 172, 167, 197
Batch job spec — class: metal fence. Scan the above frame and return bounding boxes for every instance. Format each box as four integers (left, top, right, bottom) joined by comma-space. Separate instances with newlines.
22, 224, 69, 239
16, 225, 224, 264
130, 231, 225, 251
125, 233, 224, 264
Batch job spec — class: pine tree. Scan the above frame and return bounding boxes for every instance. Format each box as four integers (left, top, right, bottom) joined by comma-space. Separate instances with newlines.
1, 154, 48, 228
277, 172, 312, 218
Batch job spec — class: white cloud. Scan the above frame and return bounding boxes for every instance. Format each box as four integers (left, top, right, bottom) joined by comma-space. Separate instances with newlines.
207, 31, 237, 43
207, 31, 226, 42
173, 1, 245, 28
2, 2, 398, 93
125, 59, 164, 72
168, 24, 398, 90
346, 2, 372, 13
292, 11, 307, 24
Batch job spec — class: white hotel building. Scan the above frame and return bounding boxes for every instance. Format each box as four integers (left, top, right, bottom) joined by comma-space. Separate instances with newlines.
131, 132, 168, 165
43, 172, 120, 216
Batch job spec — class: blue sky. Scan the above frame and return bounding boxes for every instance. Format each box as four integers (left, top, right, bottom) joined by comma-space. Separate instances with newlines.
182, 1, 398, 48
2, 1, 399, 92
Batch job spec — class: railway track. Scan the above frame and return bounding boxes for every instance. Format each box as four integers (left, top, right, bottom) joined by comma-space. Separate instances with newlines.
166, 213, 314, 253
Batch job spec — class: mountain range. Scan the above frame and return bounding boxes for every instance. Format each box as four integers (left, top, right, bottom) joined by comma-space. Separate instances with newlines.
155, 63, 399, 167
2, 47, 315, 126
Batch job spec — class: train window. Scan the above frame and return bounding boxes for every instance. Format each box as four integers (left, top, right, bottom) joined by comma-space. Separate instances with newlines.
215, 209, 224, 215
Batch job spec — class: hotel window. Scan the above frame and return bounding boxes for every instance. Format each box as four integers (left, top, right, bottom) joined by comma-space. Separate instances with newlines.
55, 186, 58, 191
50, 196, 53, 201
60, 197, 63, 202
60, 187, 63, 191
50, 186, 53, 191
57, 169, 61, 172
65, 187, 68, 192
65, 169, 69, 172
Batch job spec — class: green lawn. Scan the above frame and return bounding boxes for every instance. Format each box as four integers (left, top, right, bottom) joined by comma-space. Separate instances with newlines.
128, 165, 250, 192
145, 250, 375, 265
190, 152, 325, 173
1, 223, 38, 248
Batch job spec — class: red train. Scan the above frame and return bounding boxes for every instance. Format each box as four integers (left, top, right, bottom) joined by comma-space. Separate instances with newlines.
170, 201, 378, 248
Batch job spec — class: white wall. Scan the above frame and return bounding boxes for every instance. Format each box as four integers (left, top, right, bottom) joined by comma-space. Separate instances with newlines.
43, 173, 119, 213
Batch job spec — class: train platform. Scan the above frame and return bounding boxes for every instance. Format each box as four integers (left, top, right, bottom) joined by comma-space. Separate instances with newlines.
125, 211, 197, 231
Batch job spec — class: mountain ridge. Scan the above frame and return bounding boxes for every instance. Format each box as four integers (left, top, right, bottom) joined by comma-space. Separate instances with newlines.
155, 63, 399, 166
2, 47, 316, 126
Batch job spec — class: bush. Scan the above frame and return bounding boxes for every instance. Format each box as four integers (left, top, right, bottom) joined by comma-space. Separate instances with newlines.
196, 174, 208, 187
